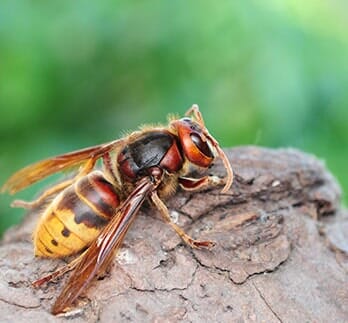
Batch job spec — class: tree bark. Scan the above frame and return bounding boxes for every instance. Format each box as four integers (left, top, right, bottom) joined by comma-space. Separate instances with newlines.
0, 146, 347, 322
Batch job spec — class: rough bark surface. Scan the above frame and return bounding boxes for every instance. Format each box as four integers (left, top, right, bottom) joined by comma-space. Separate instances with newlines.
0, 146, 347, 323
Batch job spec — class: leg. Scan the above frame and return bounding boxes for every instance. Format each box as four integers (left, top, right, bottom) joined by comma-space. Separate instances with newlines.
150, 191, 215, 249
12, 179, 75, 208
178, 175, 225, 191
32, 251, 86, 287
12, 158, 97, 209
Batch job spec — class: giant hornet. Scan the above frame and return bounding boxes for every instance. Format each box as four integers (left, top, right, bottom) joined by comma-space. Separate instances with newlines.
1, 105, 233, 314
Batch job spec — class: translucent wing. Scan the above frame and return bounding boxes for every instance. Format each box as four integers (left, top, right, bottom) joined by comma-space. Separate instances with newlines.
1, 139, 123, 194
51, 177, 155, 315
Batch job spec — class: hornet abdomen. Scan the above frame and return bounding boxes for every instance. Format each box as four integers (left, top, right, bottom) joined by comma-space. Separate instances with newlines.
34, 171, 120, 257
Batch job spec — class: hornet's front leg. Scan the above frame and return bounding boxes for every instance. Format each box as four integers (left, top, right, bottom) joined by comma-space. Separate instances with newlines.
150, 191, 215, 249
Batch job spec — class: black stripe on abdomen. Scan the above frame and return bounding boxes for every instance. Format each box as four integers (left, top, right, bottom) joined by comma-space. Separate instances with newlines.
57, 186, 109, 229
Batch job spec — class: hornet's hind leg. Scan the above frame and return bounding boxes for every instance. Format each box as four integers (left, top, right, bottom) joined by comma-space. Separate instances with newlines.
32, 251, 87, 287
12, 159, 97, 209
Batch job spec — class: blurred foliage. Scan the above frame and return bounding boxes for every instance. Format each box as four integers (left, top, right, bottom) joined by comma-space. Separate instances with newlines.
1, 1, 348, 236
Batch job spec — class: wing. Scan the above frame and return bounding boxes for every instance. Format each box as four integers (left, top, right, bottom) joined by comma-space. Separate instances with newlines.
51, 177, 155, 315
1, 139, 124, 194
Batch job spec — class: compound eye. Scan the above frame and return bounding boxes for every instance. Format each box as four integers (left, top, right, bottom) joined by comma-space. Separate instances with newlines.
190, 133, 213, 158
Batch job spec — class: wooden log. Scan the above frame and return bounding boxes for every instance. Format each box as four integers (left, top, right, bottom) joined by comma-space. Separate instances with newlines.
0, 146, 347, 322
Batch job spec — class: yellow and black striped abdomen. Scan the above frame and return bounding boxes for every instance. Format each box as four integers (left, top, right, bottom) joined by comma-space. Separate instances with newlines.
33, 171, 120, 258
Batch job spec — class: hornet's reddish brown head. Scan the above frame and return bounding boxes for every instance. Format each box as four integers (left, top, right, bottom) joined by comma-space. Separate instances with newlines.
171, 104, 233, 193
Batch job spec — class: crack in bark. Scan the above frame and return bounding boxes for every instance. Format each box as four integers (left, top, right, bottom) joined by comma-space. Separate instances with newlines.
0, 297, 41, 310
252, 281, 283, 323
229, 255, 289, 285
130, 262, 199, 294
189, 248, 231, 278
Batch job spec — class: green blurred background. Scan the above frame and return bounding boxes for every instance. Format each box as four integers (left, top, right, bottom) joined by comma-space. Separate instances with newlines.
1, 1, 347, 237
